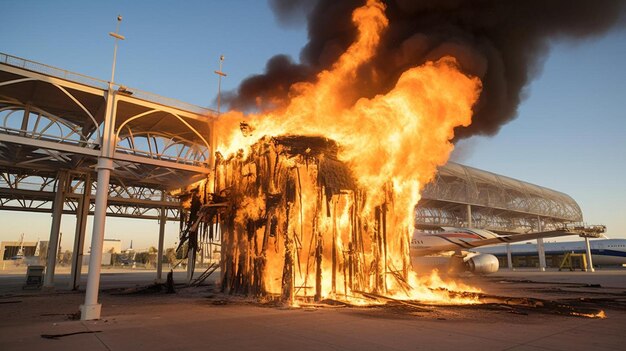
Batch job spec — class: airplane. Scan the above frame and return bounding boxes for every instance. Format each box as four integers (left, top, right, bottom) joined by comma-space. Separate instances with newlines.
474, 238, 626, 267
409, 226, 604, 274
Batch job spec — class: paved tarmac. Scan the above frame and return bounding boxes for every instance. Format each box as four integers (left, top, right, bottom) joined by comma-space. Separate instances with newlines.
1, 268, 625, 350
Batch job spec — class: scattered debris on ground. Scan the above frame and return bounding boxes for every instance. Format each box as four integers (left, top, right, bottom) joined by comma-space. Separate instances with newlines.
41, 330, 102, 340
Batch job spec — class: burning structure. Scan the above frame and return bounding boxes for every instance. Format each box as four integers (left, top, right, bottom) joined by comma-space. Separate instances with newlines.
176, 0, 624, 306
182, 134, 480, 305
214, 135, 361, 300
175, 0, 482, 305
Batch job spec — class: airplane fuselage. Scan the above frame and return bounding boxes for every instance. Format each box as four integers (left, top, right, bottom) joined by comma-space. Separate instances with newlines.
475, 238, 626, 266
410, 228, 503, 274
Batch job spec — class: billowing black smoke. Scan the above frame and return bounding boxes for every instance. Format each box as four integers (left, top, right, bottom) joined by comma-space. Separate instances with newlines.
224, 0, 625, 139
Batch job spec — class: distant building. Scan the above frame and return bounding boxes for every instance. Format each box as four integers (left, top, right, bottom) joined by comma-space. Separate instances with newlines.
1, 241, 38, 260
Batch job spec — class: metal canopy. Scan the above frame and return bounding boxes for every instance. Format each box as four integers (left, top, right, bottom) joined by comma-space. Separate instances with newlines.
417, 162, 583, 233
0, 52, 216, 191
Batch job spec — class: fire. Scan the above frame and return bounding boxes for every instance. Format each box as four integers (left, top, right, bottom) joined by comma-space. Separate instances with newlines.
571, 310, 607, 319
198, 0, 482, 305
401, 270, 482, 304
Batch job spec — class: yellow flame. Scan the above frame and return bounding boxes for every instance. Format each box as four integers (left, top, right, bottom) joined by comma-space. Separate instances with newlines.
400, 270, 482, 304
571, 310, 607, 319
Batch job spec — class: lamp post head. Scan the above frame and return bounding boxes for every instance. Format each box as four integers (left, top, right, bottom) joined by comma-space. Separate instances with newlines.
109, 14, 125, 86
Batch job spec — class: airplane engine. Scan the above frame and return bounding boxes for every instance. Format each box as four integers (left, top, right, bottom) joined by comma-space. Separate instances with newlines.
465, 253, 499, 274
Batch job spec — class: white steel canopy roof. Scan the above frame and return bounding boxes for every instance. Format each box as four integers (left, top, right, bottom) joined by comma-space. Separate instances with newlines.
418, 162, 583, 233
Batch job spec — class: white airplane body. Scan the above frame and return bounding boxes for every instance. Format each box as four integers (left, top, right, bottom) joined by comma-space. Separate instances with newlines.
409, 227, 587, 274
475, 238, 626, 266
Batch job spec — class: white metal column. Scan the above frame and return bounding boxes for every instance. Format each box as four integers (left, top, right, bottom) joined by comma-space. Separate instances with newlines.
506, 243, 513, 270
537, 217, 546, 271
584, 237, 595, 272
81, 159, 114, 319
537, 238, 547, 272
81, 82, 118, 320
70, 175, 91, 290
466, 204, 472, 228
156, 192, 166, 283
43, 171, 69, 289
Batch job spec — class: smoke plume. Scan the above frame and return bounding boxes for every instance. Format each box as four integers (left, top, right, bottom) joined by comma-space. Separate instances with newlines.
224, 0, 626, 139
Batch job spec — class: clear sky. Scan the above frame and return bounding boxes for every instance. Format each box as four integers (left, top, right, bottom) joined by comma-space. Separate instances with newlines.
1, 0, 625, 251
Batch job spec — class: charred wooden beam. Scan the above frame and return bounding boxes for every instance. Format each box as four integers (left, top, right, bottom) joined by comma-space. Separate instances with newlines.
315, 233, 323, 302
281, 203, 294, 303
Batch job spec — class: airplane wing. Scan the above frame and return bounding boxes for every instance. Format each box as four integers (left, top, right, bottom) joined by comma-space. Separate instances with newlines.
411, 230, 580, 256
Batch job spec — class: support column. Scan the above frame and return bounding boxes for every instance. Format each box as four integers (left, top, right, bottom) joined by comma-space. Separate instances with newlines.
584, 237, 595, 272
466, 204, 472, 228
43, 171, 69, 289
536, 216, 546, 271
81, 83, 118, 320
70, 175, 92, 290
506, 243, 513, 271
537, 238, 547, 272
81, 158, 114, 320
156, 192, 166, 283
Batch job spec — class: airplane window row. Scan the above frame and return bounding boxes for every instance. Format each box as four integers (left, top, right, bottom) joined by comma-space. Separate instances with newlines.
608, 245, 625, 248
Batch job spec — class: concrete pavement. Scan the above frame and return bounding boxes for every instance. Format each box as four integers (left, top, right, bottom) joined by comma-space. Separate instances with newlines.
1, 268, 625, 350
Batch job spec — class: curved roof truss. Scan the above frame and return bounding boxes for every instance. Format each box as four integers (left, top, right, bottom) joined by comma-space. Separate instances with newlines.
417, 162, 583, 233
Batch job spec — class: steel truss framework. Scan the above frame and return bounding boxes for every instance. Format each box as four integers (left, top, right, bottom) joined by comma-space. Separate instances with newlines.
0, 52, 216, 207
0, 53, 217, 306
0, 169, 180, 220
0, 100, 211, 182
416, 162, 584, 233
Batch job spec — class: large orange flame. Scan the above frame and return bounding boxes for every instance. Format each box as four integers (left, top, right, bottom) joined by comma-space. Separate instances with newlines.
211, 0, 482, 303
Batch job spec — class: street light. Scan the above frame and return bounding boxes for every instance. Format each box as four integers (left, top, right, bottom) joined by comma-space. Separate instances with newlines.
214, 55, 227, 115
109, 15, 125, 87
82, 13, 125, 321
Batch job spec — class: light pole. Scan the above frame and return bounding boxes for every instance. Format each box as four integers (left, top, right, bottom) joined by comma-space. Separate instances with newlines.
81, 14, 125, 320
109, 15, 125, 87
214, 55, 227, 114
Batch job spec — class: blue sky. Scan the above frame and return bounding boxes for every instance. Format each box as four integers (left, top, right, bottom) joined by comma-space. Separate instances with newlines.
1, 0, 625, 250
457, 32, 626, 240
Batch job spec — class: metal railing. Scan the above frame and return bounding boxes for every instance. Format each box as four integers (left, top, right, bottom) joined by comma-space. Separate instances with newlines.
0, 52, 216, 116
1, 52, 109, 89
115, 144, 209, 167
125, 88, 216, 116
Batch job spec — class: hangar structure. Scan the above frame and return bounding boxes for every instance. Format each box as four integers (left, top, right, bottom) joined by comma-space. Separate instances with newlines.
417, 162, 583, 233
0, 52, 589, 320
